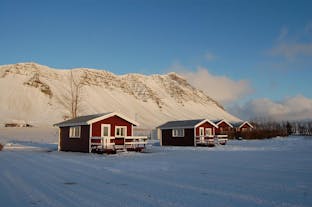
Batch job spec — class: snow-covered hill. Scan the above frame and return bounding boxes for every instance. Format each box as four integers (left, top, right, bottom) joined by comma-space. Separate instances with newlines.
0, 62, 240, 128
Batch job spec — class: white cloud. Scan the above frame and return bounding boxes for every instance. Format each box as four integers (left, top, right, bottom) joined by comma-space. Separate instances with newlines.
176, 66, 253, 105
204, 52, 218, 61
277, 26, 289, 42
269, 23, 312, 59
230, 95, 312, 121
269, 43, 312, 59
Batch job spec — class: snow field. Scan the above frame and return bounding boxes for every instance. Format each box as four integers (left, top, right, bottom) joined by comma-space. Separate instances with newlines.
0, 128, 311, 207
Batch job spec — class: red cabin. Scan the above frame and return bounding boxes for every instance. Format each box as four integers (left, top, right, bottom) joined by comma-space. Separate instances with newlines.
54, 112, 147, 153
232, 121, 254, 132
214, 119, 234, 135
157, 119, 227, 147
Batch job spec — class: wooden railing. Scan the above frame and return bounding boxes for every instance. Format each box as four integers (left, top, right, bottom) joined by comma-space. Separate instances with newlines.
91, 136, 148, 151
91, 137, 115, 150
195, 135, 228, 146
125, 136, 148, 145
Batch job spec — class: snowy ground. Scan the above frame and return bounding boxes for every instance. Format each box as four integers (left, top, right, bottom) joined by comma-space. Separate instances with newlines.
0, 128, 312, 207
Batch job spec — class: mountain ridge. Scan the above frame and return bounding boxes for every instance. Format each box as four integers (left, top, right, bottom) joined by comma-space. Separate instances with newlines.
0, 62, 240, 128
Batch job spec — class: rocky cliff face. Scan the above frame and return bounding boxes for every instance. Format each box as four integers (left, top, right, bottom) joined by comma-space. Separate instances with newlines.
0, 62, 240, 128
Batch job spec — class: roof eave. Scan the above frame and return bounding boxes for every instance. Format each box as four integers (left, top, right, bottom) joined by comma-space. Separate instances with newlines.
194, 119, 218, 128
54, 122, 89, 127
216, 119, 234, 128
239, 121, 254, 129
158, 126, 196, 130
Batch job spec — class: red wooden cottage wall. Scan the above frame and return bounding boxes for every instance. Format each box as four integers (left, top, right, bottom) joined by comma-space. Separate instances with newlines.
91, 115, 133, 137
216, 121, 232, 134
195, 122, 216, 136
239, 123, 252, 132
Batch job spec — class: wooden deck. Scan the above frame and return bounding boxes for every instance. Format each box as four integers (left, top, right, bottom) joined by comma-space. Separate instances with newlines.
196, 135, 228, 147
90, 136, 148, 153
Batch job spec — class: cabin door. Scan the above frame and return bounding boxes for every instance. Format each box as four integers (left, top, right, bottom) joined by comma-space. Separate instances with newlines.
101, 124, 111, 137
101, 124, 111, 147
199, 127, 205, 142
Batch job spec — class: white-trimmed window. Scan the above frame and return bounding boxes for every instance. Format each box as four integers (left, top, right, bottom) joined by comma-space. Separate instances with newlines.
205, 128, 212, 136
115, 126, 127, 137
172, 129, 184, 137
69, 126, 81, 138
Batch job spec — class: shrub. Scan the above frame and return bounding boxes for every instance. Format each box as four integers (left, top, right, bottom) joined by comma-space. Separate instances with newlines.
0, 143, 3, 151
240, 129, 288, 140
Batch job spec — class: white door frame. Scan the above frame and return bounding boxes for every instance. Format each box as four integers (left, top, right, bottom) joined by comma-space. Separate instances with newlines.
199, 127, 205, 142
101, 124, 111, 137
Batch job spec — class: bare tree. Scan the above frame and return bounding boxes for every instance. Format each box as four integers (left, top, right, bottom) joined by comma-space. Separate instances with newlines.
55, 69, 89, 120
69, 70, 85, 118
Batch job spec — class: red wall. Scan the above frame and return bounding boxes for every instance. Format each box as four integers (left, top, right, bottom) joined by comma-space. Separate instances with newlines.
91, 115, 133, 137
195, 122, 216, 136
216, 121, 232, 134
239, 123, 252, 132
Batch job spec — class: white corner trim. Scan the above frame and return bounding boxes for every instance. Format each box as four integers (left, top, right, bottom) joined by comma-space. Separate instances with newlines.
58, 128, 61, 151
193, 127, 197, 147
89, 124, 92, 153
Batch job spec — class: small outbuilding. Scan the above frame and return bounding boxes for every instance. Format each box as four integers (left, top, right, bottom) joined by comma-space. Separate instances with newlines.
54, 112, 147, 153
157, 119, 224, 147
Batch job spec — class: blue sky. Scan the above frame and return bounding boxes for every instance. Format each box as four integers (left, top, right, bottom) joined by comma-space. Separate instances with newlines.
1, 0, 312, 120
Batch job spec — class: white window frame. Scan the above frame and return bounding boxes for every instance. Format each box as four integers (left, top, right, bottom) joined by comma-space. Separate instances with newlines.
205, 128, 212, 136
199, 127, 205, 136
69, 126, 81, 138
115, 126, 127, 137
101, 124, 111, 137
172, 129, 184, 137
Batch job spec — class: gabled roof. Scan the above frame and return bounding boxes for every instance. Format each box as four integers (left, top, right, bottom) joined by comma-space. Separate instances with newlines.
54, 112, 139, 127
158, 119, 218, 129
213, 119, 234, 128
231, 121, 253, 129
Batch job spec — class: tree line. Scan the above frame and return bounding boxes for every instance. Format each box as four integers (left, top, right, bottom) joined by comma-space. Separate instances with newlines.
239, 120, 312, 139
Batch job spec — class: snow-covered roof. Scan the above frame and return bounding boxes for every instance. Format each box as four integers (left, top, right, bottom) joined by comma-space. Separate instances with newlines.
54, 113, 109, 127
158, 119, 218, 129
54, 112, 139, 127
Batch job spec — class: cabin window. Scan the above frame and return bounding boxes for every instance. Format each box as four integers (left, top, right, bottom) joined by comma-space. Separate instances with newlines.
115, 126, 127, 137
205, 128, 212, 136
172, 129, 184, 137
69, 126, 81, 138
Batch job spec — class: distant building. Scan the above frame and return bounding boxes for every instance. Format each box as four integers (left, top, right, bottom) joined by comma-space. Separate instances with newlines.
213, 119, 234, 135
231, 121, 254, 132
157, 119, 226, 147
